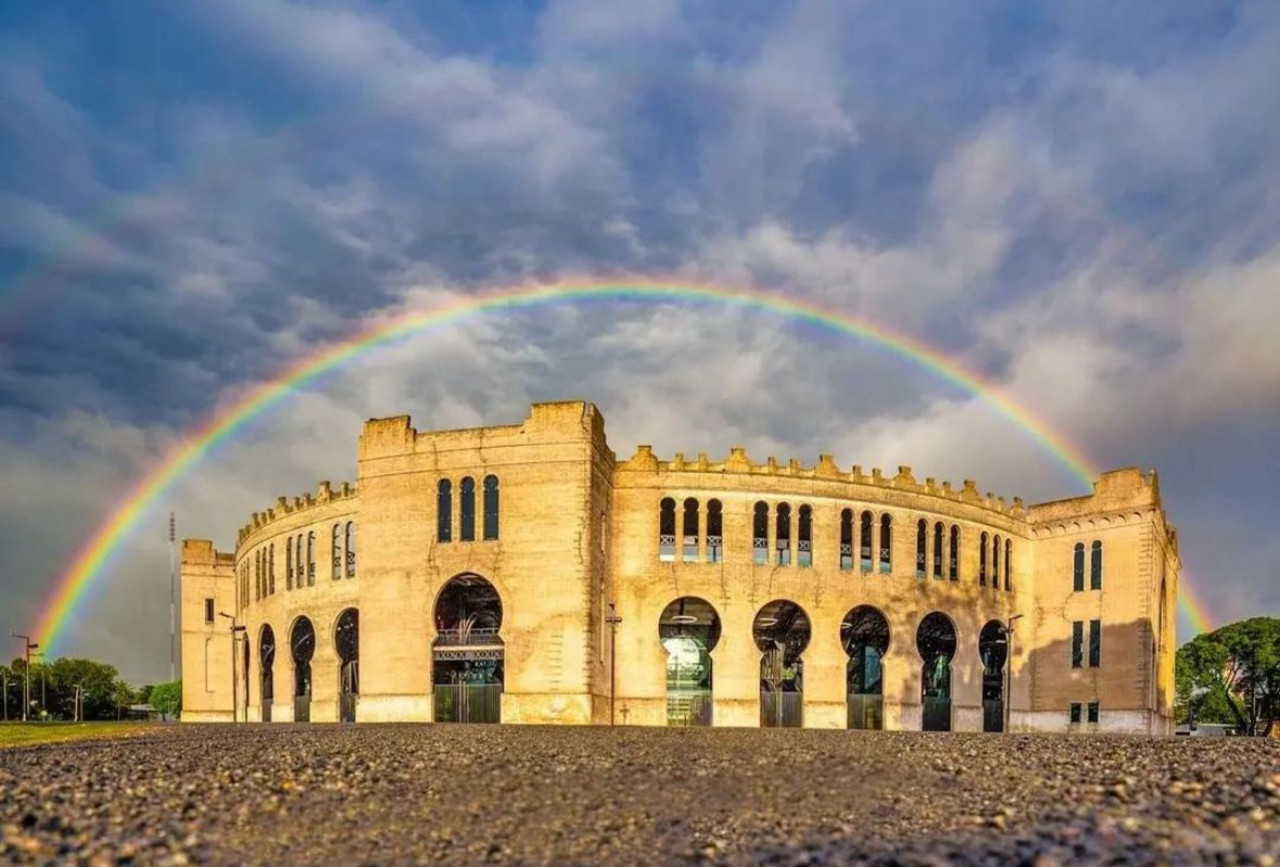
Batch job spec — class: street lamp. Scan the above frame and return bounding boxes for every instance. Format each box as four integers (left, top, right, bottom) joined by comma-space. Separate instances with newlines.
218, 613, 247, 723
1003, 614, 1024, 734
9, 633, 38, 723
606, 603, 623, 725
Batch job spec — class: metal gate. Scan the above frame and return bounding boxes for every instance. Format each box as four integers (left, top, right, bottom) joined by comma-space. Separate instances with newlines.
294, 696, 310, 723
847, 694, 884, 730
666, 689, 712, 726
983, 700, 1004, 732
922, 696, 951, 731
339, 661, 358, 723
760, 690, 803, 728
434, 683, 501, 723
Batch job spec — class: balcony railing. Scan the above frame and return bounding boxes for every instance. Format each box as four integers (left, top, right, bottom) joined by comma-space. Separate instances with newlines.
434, 627, 504, 647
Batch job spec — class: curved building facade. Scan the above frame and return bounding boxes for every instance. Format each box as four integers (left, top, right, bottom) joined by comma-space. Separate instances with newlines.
181, 401, 1179, 734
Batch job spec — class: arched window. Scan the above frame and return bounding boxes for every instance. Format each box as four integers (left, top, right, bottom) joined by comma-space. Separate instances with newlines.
880, 514, 892, 573
437, 479, 452, 543
932, 522, 944, 579
1005, 538, 1013, 591
949, 525, 959, 581
331, 524, 341, 580
839, 509, 854, 571
295, 535, 303, 590
753, 502, 769, 565
1073, 542, 1085, 592
706, 499, 723, 563
306, 531, 316, 584
483, 475, 499, 540
268, 544, 275, 595
993, 535, 1002, 590
658, 497, 676, 562
286, 537, 293, 590
797, 505, 812, 568
776, 502, 792, 566
860, 510, 873, 572
682, 498, 699, 562
979, 532, 989, 585
915, 520, 927, 579
460, 477, 476, 542
345, 521, 356, 578
254, 550, 261, 601
1090, 540, 1102, 590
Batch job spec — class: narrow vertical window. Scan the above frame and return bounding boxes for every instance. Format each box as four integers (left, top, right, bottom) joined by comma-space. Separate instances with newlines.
1069, 702, 1082, 724
839, 509, 853, 571
286, 537, 293, 589
1087, 701, 1099, 724
460, 477, 476, 542
295, 535, 303, 590
1004, 538, 1012, 591
879, 514, 892, 573
345, 521, 356, 577
993, 534, 1001, 589
932, 522, 943, 579
949, 525, 959, 581
659, 497, 676, 562
268, 544, 275, 595
753, 502, 769, 565
306, 531, 316, 584
775, 503, 792, 566
483, 474, 499, 540
706, 499, 723, 563
915, 520, 927, 578
1088, 619, 1101, 667
437, 479, 453, 542
205, 598, 215, 624
1090, 540, 1102, 590
860, 510, 873, 572
797, 505, 812, 568
254, 549, 261, 600
331, 524, 341, 580
979, 532, 989, 585
1073, 542, 1084, 592
682, 498, 699, 562
1071, 621, 1083, 668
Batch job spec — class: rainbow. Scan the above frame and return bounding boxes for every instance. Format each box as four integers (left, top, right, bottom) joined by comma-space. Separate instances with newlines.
34, 279, 1210, 653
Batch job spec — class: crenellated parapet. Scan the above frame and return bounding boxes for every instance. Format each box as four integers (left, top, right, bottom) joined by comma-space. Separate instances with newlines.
237, 479, 358, 546
618, 445, 1028, 519
1027, 467, 1175, 546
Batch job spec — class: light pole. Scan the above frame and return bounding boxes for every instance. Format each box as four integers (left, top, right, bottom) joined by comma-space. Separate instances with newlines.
1003, 614, 1024, 734
218, 613, 246, 723
606, 603, 623, 725
10, 633, 38, 723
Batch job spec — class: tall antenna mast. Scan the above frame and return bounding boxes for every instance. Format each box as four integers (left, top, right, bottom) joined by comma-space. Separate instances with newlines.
168, 512, 176, 683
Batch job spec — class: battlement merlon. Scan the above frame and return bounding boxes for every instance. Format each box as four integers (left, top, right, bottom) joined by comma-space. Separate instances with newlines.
236, 479, 357, 545
181, 538, 235, 567
1026, 467, 1163, 524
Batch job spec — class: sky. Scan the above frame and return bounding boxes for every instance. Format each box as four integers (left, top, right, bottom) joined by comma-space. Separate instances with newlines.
1, 1, 1277, 684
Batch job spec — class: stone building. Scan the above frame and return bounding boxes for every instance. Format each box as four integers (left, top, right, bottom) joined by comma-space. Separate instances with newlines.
181, 400, 1179, 733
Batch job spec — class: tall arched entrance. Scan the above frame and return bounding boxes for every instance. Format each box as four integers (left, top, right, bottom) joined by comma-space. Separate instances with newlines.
979, 620, 1007, 732
336, 609, 359, 723
917, 613, 957, 732
842, 605, 890, 730
259, 626, 275, 722
291, 616, 315, 723
433, 573, 503, 723
754, 600, 810, 728
659, 597, 721, 726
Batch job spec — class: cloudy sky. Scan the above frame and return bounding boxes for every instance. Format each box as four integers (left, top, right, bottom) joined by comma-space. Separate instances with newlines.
1, 1, 1277, 683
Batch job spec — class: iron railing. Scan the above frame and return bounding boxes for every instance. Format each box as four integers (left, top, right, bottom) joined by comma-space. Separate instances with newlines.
922, 696, 951, 732
983, 699, 1004, 733
434, 683, 502, 723
847, 693, 884, 730
434, 627, 503, 647
666, 689, 712, 727
294, 695, 311, 723
340, 693, 358, 724
761, 691, 803, 728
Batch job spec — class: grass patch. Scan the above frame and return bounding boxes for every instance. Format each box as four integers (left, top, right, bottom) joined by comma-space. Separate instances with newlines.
0, 721, 155, 749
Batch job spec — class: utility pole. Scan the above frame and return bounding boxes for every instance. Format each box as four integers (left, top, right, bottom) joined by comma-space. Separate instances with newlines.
1004, 614, 1023, 734
10, 633, 38, 723
2, 667, 7, 721
169, 512, 177, 684
606, 603, 623, 726
218, 613, 246, 722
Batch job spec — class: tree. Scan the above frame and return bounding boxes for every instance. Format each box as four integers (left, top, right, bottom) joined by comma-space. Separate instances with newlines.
1176, 617, 1280, 736
151, 680, 182, 720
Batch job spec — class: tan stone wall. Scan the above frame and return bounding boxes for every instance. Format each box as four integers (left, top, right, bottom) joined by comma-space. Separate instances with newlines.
179, 540, 237, 721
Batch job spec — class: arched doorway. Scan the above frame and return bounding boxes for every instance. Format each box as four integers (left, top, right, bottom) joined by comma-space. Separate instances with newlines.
336, 609, 359, 723
433, 573, 503, 723
754, 600, 810, 727
291, 617, 315, 723
259, 625, 275, 722
241, 632, 250, 723
842, 606, 890, 729
979, 620, 1008, 732
917, 613, 957, 731
659, 597, 721, 726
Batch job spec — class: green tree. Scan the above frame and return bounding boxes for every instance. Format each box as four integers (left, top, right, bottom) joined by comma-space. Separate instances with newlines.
1177, 617, 1280, 736
151, 680, 182, 719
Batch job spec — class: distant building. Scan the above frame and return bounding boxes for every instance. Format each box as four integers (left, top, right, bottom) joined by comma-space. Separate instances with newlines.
181, 401, 1179, 733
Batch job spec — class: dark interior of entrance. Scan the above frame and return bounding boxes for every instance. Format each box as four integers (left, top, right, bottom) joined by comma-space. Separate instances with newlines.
291, 617, 315, 723
754, 600, 810, 728
259, 626, 275, 723
659, 597, 721, 726
336, 609, 359, 723
433, 574, 504, 723
979, 620, 1008, 733
843, 606, 889, 729
916, 613, 956, 732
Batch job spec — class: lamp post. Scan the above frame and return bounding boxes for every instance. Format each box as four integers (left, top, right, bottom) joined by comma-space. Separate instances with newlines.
10, 633, 38, 723
1004, 614, 1024, 734
606, 603, 623, 725
218, 613, 246, 723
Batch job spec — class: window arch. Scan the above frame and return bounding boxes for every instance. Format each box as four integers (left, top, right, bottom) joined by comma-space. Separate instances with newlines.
345, 521, 356, 578
658, 497, 676, 562
483, 474, 500, 540
949, 525, 959, 581
331, 524, 341, 580
437, 479, 452, 543
1090, 540, 1102, 590
1004, 538, 1013, 591
753, 502, 769, 565
797, 505, 812, 568
1073, 542, 1085, 591
915, 520, 927, 579
993, 535, 1002, 590
839, 509, 853, 571
706, 499, 723, 563
775, 502, 792, 566
860, 510, 873, 572
460, 477, 476, 542
682, 498, 699, 562
306, 531, 316, 585
880, 514, 892, 573
932, 522, 944, 579
979, 532, 989, 585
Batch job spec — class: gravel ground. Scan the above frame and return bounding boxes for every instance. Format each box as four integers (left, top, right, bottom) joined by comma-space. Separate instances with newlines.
1, 725, 1277, 865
